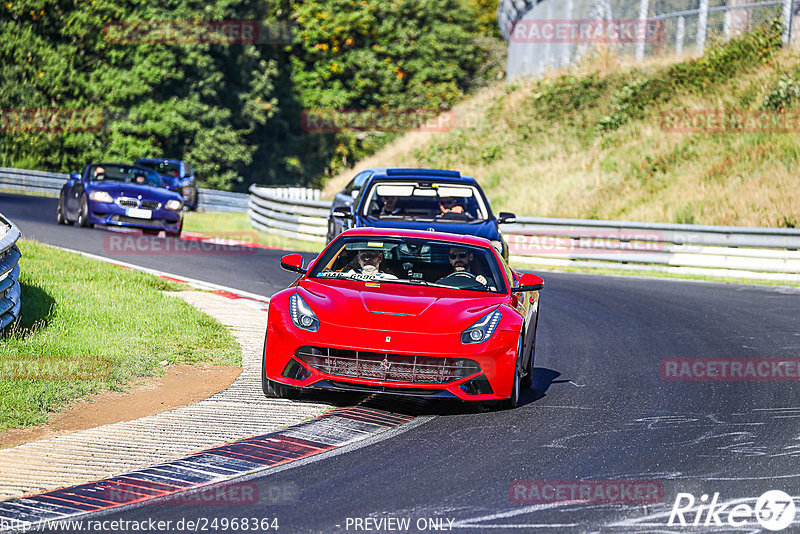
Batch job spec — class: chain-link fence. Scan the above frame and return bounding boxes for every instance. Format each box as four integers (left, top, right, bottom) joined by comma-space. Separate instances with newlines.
499, 0, 799, 78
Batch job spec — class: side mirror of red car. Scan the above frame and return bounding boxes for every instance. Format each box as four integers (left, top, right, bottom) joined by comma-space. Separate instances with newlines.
511, 273, 544, 292
280, 254, 306, 274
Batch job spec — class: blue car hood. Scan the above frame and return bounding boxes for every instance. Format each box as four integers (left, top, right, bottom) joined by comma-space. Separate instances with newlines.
356, 217, 501, 241
87, 181, 181, 202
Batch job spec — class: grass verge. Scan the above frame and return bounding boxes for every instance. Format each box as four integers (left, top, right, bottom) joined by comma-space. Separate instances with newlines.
509, 260, 800, 288
323, 23, 800, 228
183, 211, 324, 253
0, 240, 240, 432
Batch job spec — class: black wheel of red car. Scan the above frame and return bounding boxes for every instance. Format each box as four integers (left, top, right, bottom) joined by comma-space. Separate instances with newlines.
262, 375, 300, 400
77, 194, 93, 228
500, 335, 523, 410
56, 195, 70, 225
521, 312, 538, 389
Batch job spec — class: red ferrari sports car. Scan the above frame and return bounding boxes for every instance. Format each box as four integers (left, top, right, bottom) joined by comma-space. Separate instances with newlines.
262, 228, 543, 408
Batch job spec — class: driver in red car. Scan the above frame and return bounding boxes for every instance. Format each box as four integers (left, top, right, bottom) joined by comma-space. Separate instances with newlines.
441, 246, 494, 290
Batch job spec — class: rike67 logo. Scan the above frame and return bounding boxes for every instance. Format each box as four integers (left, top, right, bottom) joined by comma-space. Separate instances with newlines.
668, 490, 796, 531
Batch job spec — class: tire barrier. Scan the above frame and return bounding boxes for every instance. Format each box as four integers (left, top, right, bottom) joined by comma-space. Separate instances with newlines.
0, 212, 22, 331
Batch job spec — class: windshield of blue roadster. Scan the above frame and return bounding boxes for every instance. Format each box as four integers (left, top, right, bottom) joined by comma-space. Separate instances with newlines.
309, 237, 507, 293
87, 164, 162, 188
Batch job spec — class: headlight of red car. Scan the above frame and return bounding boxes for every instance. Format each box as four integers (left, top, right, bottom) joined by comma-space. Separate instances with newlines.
461, 309, 502, 344
289, 293, 320, 332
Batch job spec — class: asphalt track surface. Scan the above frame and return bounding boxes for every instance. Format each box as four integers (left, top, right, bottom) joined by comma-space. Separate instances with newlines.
5, 193, 800, 533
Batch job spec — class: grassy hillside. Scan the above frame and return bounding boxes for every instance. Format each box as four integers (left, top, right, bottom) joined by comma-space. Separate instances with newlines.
324, 23, 800, 228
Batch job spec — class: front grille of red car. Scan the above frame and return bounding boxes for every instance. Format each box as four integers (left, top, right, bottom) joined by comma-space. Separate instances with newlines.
295, 346, 481, 384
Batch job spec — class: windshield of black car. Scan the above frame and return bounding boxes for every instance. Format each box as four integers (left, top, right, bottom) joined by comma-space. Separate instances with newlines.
87, 165, 162, 188
308, 237, 506, 293
136, 161, 181, 177
361, 182, 489, 222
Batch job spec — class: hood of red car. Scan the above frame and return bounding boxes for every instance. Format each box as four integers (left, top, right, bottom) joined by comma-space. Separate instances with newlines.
296, 279, 506, 334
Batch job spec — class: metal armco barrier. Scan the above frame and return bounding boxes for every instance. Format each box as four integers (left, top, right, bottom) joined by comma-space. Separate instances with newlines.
505, 216, 800, 281
245, 191, 800, 281
248, 185, 328, 243
0, 167, 248, 213
0, 212, 22, 331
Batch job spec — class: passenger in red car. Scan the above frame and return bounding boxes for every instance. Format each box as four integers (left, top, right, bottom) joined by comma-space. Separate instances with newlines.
346, 250, 398, 280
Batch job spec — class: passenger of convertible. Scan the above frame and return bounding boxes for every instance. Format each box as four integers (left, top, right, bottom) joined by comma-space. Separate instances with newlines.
134, 173, 147, 185
346, 250, 398, 280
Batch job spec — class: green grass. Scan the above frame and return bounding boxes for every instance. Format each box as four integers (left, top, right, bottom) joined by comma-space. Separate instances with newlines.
0, 187, 57, 198
325, 23, 800, 228
0, 240, 240, 432
183, 211, 324, 253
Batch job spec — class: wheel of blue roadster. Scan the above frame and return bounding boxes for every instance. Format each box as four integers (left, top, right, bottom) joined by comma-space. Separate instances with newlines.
77, 194, 93, 228
56, 195, 70, 225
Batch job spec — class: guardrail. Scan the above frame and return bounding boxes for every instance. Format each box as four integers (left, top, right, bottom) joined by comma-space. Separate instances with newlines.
248, 185, 329, 243
0, 167, 248, 212
245, 191, 800, 281
505, 216, 800, 282
0, 212, 22, 331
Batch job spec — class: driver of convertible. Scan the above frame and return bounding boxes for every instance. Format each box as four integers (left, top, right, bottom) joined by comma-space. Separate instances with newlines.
346, 249, 398, 280
440, 246, 493, 289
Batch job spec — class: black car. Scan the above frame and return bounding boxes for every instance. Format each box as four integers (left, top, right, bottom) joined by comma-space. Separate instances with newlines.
327, 167, 516, 259
134, 158, 200, 211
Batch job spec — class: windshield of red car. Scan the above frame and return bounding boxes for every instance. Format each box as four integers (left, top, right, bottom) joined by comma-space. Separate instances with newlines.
361, 182, 489, 222
87, 165, 162, 188
308, 236, 507, 293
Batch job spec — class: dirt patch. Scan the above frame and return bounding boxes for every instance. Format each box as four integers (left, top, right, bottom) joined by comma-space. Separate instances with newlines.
0, 364, 240, 448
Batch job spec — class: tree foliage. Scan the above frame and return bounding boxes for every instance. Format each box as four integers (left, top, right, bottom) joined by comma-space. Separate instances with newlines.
0, 0, 496, 189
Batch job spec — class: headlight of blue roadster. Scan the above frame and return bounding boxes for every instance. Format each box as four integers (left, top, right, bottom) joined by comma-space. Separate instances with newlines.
89, 191, 114, 203
289, 293, 319, 332
461, 310, 502, 344
165, 199, 183, 210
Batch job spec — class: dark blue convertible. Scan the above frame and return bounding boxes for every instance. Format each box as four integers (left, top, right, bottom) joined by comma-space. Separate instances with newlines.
327, 168, 516, 259
57, 163, 184, 237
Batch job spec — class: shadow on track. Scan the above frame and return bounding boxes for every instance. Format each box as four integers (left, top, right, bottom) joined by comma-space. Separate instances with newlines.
290, 367, 567, 417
